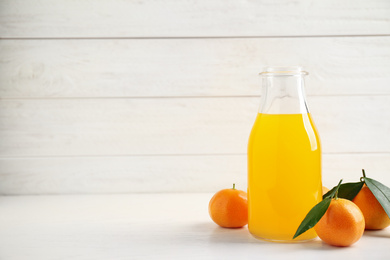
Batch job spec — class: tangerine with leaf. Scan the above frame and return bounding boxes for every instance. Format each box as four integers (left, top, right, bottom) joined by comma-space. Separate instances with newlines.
352, 170, 390, 230
353, 185, 390, 230
314, 198, 365, 247
294, 180, 365, 247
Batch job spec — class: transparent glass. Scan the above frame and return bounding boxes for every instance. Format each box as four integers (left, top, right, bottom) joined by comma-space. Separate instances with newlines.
247, 66, 322, 242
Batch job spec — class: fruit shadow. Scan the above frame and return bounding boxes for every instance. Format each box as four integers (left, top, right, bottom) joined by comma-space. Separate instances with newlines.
194, 222, 345, 250
363, 229, 390, 238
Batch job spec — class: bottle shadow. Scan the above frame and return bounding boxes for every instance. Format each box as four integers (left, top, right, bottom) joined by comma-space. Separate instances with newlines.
192, 222, 258, 244
193, 222, 345, 251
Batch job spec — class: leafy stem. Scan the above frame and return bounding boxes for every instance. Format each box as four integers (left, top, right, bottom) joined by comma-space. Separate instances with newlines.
334, 179, 342, 200
360, 169, 366, 182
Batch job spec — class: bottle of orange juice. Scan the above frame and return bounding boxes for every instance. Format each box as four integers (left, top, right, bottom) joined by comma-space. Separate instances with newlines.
248, 67, 322, 242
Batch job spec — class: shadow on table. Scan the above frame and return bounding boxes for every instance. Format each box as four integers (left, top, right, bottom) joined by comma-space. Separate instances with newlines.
191, 222, 255, 244
192, 222, 344, 251
363, 229, 390, 238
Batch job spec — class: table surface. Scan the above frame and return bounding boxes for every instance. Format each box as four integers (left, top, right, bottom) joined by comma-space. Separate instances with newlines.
0, 193, 389, 260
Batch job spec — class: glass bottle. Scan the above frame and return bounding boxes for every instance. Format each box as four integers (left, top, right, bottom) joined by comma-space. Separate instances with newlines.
247, 66, 322, 242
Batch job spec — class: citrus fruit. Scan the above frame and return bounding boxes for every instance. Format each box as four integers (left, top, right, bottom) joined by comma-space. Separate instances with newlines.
208, 184, 248, 228
314, 198, 365, 247
322, 186, 330, 195
352, 185, 390, 230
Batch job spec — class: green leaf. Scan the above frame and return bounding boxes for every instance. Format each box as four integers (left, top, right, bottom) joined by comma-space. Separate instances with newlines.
323, 186, 337, 199
322, 179, 343, 199
293, 180, 342, 239
364, 177, 390, 218
323, 182, 364, 200
293, 197, 332, 239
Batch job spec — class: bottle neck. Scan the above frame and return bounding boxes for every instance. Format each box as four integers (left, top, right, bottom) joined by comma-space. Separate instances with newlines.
259, 75, 309, 114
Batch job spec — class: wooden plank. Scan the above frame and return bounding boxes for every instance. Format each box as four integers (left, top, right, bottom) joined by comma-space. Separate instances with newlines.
0, 155, 245, 194
0, 154, 389, 194
1, 37, 390, 98
0, 96, 389, 157
1, 0, 389, 38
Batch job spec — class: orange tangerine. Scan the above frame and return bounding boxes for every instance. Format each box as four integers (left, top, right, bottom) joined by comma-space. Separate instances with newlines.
353, 185, 390, 230
208, 184, 248, 228
315, 198, 365, 247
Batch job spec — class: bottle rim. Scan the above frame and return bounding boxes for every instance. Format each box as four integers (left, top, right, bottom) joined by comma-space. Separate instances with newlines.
259, 66, 308, 76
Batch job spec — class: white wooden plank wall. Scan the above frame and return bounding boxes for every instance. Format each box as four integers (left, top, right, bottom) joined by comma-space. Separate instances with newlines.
0, 0, 390, 194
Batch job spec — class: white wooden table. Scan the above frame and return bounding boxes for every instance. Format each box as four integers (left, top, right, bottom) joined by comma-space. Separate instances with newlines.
0, 193, 389, 260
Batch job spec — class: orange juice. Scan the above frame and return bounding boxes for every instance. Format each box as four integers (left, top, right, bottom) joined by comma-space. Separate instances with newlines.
248, 113, 322, 241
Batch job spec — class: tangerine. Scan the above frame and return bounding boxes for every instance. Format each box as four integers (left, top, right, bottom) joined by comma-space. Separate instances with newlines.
322, 186, 330, 195
352, 185, 390, 230
208, 184, 248, 228
314, 198, 365, 247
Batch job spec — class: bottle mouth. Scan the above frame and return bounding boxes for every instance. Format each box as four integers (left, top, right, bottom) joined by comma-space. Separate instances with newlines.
259, 66, 308, 76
